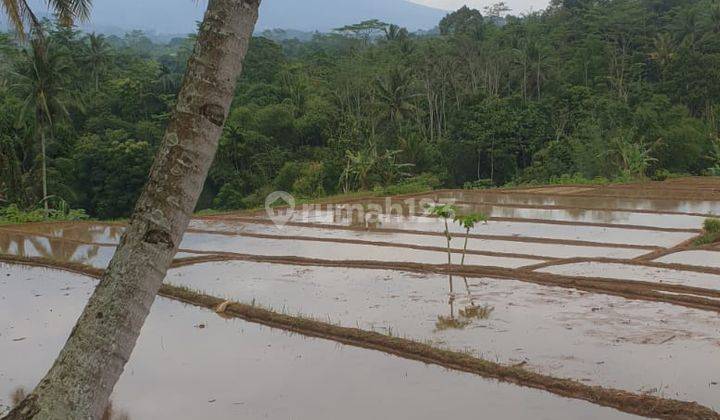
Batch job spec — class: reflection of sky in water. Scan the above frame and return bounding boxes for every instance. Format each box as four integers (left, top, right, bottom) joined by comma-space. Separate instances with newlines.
541, 262, 720, 291
285, 199, 704, 229
189, 220, 646, 260
427, 191, 720, 216
276, 210, 695, 247
0, 264, 637, 420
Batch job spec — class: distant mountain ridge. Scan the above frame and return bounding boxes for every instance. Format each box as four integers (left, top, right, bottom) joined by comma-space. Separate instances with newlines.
17, 0, 449, 35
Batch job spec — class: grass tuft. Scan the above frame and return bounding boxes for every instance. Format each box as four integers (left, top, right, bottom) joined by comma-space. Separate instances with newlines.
459, 305, 494, 320
694, 218, 720, 246
435, 315, 471, 331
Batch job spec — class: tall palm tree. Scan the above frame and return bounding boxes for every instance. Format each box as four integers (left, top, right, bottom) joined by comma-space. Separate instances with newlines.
650, 33, 675, 82
373, 66, 418, 129
11, 38, 73, 212
1, 0, 92, 39
80, 32, 111, 91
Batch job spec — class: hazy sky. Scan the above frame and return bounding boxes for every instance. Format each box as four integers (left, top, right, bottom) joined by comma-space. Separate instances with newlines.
19, 0, 552, 34
412, 0, 550, 13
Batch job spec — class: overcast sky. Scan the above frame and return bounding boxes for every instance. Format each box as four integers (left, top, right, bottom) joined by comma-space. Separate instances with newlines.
18, 0, 552, 34
412, 0, 550, 13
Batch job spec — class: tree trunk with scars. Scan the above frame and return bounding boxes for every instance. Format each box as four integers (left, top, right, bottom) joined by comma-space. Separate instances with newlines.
4, 0, 261, 418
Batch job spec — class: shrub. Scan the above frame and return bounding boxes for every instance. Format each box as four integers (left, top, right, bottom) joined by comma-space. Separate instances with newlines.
463, 179, 494, 190
376, 173, 440, 196
292, 162, 326, 198
694, 218, 720, 246
704, 218, 720, 234
651, 169, 671, 181
0, 203, 89, 225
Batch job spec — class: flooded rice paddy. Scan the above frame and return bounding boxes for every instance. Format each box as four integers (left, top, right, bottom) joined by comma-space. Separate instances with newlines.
539, 262, 720, 291
0, 264, 640, 419
2, 177, 720, 417
166, 260, 720, 408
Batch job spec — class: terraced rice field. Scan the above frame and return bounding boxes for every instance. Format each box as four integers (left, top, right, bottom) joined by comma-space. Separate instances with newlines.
1, 177, 720, 419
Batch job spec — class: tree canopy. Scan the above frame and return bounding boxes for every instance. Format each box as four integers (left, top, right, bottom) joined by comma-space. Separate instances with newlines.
2, 0, 720, 219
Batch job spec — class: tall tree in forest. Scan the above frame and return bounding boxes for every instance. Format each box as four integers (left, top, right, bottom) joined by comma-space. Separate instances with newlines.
4, 0, 261, 418
80, 33, 112, 91
12, 38, 73, 212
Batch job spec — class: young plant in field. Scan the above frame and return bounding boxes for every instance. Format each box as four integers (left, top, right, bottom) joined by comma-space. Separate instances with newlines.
454, 213, 488, 266
427, 203, 457, 292
454, 212, 494, 321
428, 203, 457, 262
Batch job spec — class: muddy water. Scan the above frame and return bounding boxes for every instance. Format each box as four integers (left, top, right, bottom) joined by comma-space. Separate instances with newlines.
180, 232, 540, 268
0, 264, 639, 419
0, 230, 206, 268
338, 197, 705, 229
540, 262, 720, 291
0, 232, 115, 268
269, 210, 694, 247
0, 223, 123, 244
166, 260, 720, 409
457, 204, 704, 229
190, 220, 648, 260
424, 191, 720, 215
655, 250, 720, 268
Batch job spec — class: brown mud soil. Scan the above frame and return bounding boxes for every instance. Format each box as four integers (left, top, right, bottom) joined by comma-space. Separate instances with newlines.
1, 258, 717, 420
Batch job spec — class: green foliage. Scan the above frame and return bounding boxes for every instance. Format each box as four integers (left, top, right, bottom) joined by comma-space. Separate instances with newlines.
694, 218, 720, 246
375, 173, 440, 196
704, 218, 720, 235
428, 203, 457, 220
0, 203, 88, 225
439, 6, 484, 36
454, 213, 488, 231
463, 179, 494, 190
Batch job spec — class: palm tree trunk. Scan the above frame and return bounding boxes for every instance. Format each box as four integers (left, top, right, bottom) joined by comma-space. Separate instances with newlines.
4, 1, 261, 418
40, 128, 48, 213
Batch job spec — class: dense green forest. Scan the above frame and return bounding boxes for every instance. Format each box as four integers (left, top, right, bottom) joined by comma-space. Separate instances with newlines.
2, 0, 720, 219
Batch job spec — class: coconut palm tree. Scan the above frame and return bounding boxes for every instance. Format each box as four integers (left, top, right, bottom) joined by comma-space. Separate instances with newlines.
1, 0, 92, 39
80, 32, 111, 91
650, 33, 675, 82
11, 38, 73, 212
373, 66, 418, 128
